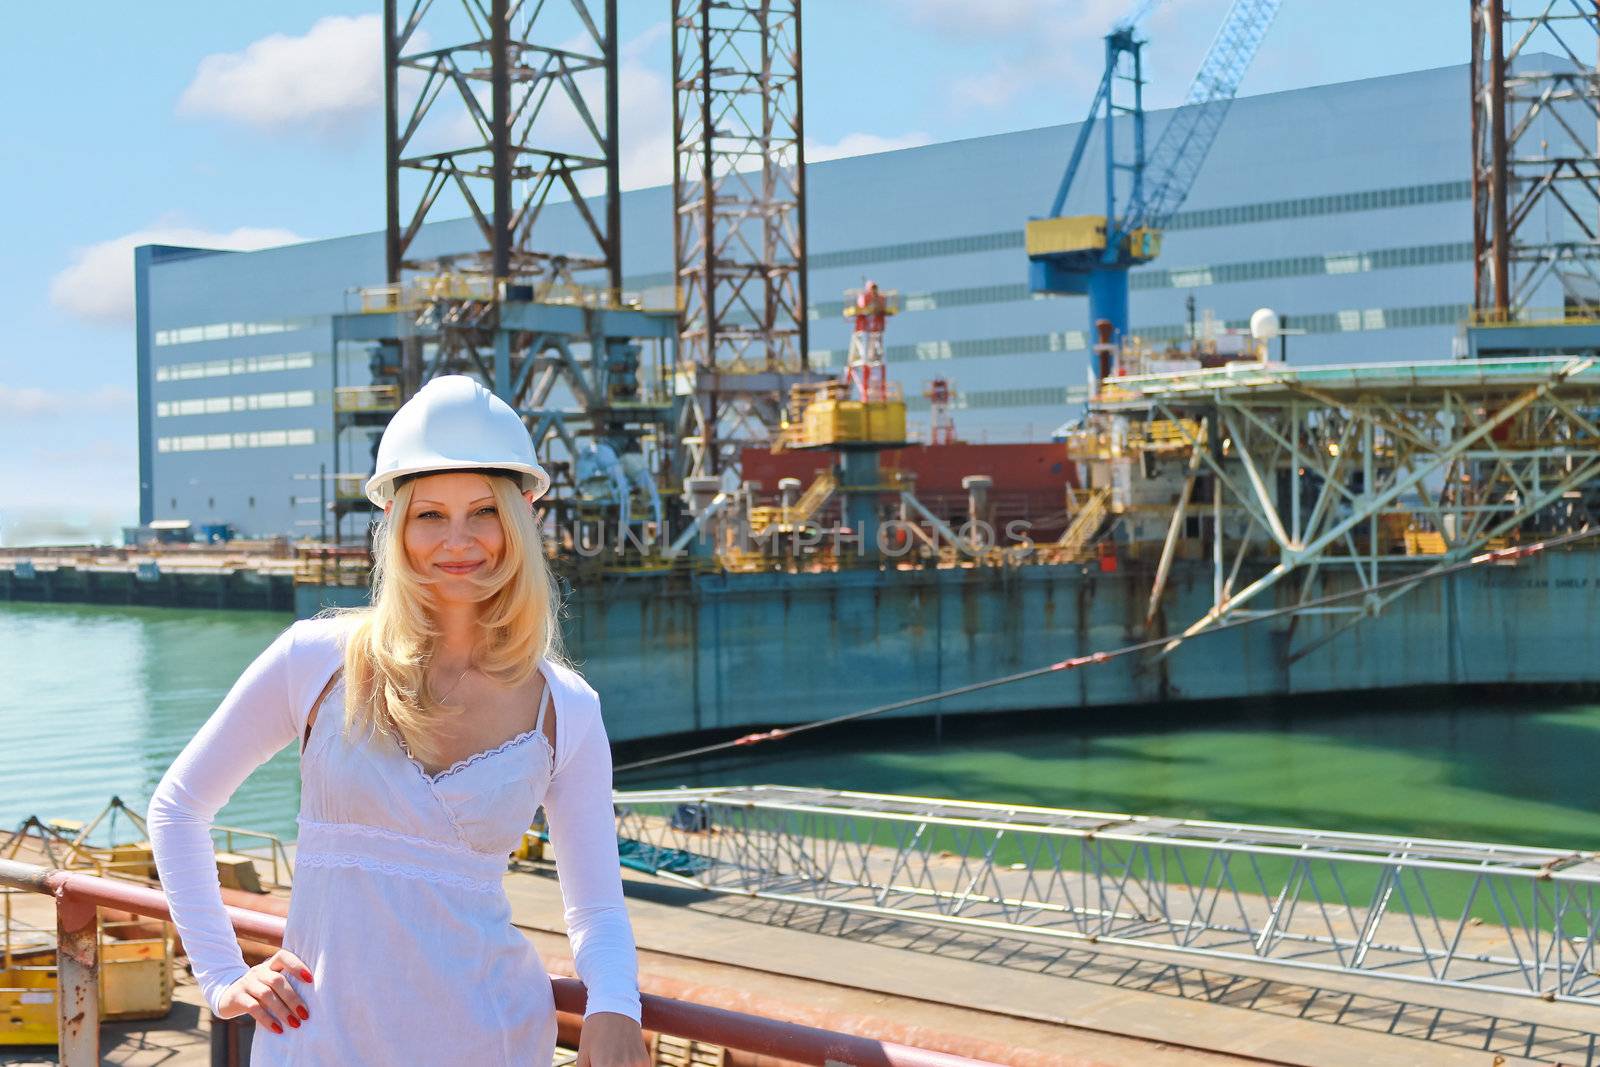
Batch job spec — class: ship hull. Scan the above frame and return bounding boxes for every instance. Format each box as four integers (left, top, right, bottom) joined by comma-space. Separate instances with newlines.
298, 547, 1600, 742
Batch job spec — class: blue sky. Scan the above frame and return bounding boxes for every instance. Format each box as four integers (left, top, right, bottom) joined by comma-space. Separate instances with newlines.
0, 1, 1466, 543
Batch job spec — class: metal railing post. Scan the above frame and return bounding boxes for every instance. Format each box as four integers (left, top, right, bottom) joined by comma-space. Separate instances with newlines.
55, 895, 99, 1064
210, 1012, 254, 1066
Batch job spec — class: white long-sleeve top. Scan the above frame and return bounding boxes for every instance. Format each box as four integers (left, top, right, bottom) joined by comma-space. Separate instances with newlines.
146, 617, 642, 1044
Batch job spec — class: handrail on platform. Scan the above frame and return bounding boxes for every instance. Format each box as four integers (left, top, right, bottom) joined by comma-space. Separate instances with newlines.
0, 857, 989, 1066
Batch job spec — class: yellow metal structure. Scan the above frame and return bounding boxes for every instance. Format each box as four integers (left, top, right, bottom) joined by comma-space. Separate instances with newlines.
1049, 486, 1113, 562
749, 471, 838, 536
865, 400, 907, 442
1025, 215, 1108, 256
803, 398, 866, 444
1404, 529, 1449, 556
781, 381, 907, 449
334, 384, 401, 414
1024, 217, 1161, 262
1133, 419, 1204, 453
1125, 226, 1163, 262
840, 288, 901, 317
357, 274, 682, 316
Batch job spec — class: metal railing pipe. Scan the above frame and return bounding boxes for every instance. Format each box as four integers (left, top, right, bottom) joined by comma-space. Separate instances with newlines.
0, 858, 997, 1067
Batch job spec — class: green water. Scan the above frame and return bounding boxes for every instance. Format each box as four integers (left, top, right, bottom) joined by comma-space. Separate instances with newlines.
3, 602, 1598, 852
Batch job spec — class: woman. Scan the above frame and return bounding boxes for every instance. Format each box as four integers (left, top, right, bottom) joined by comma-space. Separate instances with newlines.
147, 375, 650, 1066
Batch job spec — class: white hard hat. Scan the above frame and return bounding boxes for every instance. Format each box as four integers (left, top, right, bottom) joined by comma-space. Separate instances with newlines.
365, 375, 551, 508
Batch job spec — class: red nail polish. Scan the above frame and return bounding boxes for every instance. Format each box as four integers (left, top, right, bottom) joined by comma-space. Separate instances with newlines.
271, 1023, 283, 1034
299, 1006, 310, 1020
301, 969, 314, 982
289, 1017, 300, 1028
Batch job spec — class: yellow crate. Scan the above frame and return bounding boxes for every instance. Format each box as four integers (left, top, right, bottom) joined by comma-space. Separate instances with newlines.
0, 963, 57, 1046
102, 936, 173, 1020
1025, 215, 1107, 256
107, 841, 156, 880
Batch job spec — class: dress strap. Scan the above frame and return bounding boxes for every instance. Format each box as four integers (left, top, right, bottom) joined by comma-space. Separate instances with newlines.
302, 667, 343, 755
534, 679, 553, 737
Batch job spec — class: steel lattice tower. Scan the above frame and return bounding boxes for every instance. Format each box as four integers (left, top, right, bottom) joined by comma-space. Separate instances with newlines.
671, 0, 810, 478
348, 0, 678, 544
385, 0, 621, 290
1471, 1, 1600, 319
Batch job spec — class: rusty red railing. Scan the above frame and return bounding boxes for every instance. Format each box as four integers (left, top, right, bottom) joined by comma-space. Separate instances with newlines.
0, 857, 990, 1066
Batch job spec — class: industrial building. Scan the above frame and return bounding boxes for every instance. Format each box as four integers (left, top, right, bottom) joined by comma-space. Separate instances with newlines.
137, 61, 1475, 539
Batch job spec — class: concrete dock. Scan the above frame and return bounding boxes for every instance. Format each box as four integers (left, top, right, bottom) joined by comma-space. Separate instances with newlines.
6, 848, 1594, 1065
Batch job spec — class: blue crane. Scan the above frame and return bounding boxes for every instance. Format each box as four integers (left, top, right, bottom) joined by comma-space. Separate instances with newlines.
1027, 0, 1282, 344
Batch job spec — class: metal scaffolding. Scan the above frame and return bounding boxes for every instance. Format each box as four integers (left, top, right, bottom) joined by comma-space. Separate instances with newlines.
1088, 357, 1600, 661
1471, 0, 1600, 318
384, 0, 620, 287
671, 0, 810, 478
613, 785, 1600, 1004
335, 0, 678, 542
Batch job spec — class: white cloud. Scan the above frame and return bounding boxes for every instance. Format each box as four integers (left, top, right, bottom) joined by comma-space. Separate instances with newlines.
519, 23, 674, 193
896, 0, 1105, 37
807, 131, 933, 163
0, 385, 132, 419
617, 47, 674, 191
893, 0, 1214, 113
953, 61, 1038, 111
50, 224, 305, 327
177, 15, 383, 132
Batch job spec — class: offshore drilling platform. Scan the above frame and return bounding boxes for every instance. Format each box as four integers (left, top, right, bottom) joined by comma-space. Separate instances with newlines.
7, 1, 1600, 743
295, 0, 1600, 740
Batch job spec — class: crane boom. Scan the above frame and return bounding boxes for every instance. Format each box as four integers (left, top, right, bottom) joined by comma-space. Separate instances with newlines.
1127, 0, 1282, 232
1026, 0, 1282, 342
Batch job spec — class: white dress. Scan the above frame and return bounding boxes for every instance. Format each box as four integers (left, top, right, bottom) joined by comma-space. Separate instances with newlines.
146, 617, 641, 1066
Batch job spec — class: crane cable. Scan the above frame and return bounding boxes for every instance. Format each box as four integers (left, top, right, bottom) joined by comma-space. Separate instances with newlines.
613, 526, 1600, 775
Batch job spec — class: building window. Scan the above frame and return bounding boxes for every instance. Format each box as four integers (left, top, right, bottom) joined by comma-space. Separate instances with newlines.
155, 387, 320, 416
155, 428, 321, 452
153, 317, 320, 347
153, 352, 318, 383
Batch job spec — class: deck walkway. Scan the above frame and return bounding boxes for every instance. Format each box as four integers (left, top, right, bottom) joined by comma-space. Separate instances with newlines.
4, 842, 1593, 1064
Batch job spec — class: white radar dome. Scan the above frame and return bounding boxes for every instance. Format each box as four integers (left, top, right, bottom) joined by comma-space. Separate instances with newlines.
1250, 307, 1281, 342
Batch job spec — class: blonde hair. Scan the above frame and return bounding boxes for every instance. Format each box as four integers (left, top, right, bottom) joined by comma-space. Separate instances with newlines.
325, 472, 566, 768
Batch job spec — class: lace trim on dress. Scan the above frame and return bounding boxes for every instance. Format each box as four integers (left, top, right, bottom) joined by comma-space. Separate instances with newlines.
295, 851, 503, 894
294, 816, 509, 860
396, 725, 554, 784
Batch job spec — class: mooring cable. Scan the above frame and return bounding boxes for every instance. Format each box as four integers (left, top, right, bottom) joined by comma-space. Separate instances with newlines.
613, 526, 1600, 775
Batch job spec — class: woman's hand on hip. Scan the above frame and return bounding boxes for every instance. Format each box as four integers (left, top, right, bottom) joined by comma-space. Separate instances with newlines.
216, 949, 314, 1035
576, 1011, 649, 1067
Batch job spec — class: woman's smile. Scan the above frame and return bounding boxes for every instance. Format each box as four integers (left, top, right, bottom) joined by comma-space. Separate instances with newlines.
435, 560, 484, 574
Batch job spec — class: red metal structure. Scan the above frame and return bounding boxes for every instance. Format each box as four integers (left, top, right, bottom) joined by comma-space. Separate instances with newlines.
0, 858, 991, 1066
924, 378, 958, 446
743, 441, 1077, 542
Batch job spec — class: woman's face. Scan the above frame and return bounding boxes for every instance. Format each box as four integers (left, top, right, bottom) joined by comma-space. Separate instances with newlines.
393, 472, 532, 602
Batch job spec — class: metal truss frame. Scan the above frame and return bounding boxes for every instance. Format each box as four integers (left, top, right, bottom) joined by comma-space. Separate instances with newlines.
1111, 357, 1600, 661
1471, 0, 1600, 316
385, 0, 621, 287
613, 785, 1600, 1004
671, 0, 809, 478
